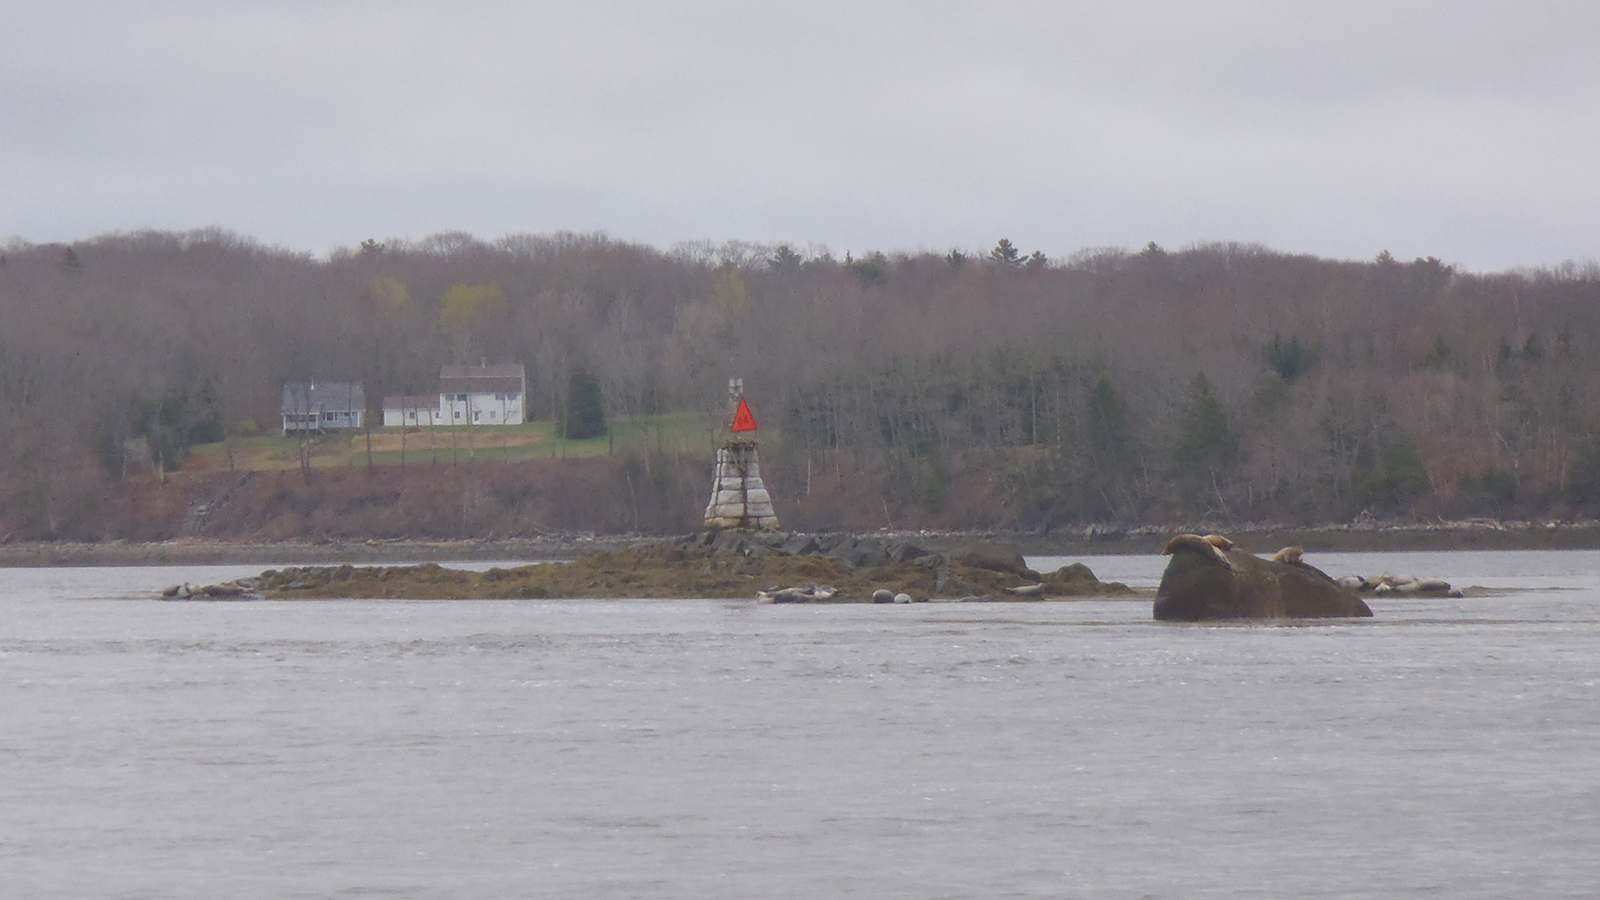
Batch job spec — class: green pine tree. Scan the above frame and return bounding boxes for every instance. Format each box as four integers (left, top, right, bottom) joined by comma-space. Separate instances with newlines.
563, 366, 607, 440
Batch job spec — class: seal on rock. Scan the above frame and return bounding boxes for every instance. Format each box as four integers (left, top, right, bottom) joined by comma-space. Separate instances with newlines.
1161, 533, 1236, 570
1270, 545, 1303, 564
757, 584, 838, 603
1155, 534, 1373, 621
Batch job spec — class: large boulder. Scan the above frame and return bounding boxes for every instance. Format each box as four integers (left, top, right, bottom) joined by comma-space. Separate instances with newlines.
1153, 534, 1373, 621
827, 537, 889, 569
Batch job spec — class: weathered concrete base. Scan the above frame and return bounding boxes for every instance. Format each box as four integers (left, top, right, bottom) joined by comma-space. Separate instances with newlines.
703, 441, 779, 530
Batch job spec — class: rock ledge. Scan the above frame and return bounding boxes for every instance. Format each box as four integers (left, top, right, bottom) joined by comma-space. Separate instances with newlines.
246, 531, 1132, 601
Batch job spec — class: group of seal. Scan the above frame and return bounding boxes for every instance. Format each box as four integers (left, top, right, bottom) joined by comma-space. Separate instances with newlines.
1154, 534, 1374, 621
1337, 572, 1461, 596
159, 579, 264, 601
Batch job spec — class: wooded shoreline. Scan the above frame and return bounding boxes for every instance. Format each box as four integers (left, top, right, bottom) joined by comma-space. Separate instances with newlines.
10, 233, 1600, 542
7, 520, 1600, 567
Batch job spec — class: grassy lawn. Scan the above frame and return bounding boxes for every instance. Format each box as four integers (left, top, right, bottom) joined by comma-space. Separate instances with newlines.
186, 413, 727, 472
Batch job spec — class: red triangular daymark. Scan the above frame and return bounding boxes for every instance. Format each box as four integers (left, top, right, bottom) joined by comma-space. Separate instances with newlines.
730, 396, 758, 432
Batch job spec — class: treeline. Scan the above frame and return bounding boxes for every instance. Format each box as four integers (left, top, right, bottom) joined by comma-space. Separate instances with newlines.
4, 228, 1600, 537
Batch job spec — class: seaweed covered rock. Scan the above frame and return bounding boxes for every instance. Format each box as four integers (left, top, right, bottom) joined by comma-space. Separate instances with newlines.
252, 532, 1133, 601
1153, 534, 1373, 621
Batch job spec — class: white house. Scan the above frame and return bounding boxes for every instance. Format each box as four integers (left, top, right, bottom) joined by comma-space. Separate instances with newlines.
282, 383, 365, 434
381, 363, 526, 427
380, 394, 445, 428
440, 363, 526, 425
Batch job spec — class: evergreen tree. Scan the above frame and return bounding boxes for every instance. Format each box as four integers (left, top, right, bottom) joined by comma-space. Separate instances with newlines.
1173, 373, 1238, 512
1422, 335, 1454, 370
989, 238, 1022, 267
1567, 440, 1600, 504
1176, 373, 1237, 473
563, 366, 607, 439
1262, 333, 1314, 381
1086, 375, 1131, 471
187, 377, 225, 445
768, 244, 803, 273
1352, 434, 1430, 509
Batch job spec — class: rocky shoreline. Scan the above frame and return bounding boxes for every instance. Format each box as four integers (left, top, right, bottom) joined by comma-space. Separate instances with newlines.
7, 518, 1600, 568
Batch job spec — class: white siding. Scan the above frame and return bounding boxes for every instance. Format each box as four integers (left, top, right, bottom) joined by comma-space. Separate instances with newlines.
382, 406, 444, 427
439, 392, 524, 426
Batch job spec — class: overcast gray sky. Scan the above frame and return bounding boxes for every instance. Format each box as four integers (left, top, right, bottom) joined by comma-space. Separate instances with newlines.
3, 1, 1597, 270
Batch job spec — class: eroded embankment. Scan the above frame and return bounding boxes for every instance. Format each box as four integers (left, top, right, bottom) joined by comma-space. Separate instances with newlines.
241, 531, 1132, 601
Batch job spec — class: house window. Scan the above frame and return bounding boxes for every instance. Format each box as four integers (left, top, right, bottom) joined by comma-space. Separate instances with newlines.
454, 411, 462, 419
474, 411, 481, 422
490, 410, 497, 419
407, 411, 416, 421
323, 412, 336, 422
457, 393, 468, 401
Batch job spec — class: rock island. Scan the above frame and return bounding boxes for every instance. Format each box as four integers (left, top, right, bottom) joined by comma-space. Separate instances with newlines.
218, 531, 1132, 601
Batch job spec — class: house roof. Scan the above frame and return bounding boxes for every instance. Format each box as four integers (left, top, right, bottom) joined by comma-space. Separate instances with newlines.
440, 376, 524, 393
282, 383, 365, 413
439, 363, 525, 395
440, 363, 524, 379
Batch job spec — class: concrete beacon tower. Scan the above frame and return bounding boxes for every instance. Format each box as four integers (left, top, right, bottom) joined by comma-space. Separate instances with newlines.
703, 380, 780, 531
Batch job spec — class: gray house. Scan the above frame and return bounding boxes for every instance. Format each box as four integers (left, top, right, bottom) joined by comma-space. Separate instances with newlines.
281, 383, 366, 435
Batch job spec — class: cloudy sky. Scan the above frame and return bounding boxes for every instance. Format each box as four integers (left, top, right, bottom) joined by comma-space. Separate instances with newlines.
3, 1, 1597, 270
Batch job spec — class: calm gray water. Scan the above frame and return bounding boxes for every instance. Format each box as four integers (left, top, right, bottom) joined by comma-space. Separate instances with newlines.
4, 551, 1599, 898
